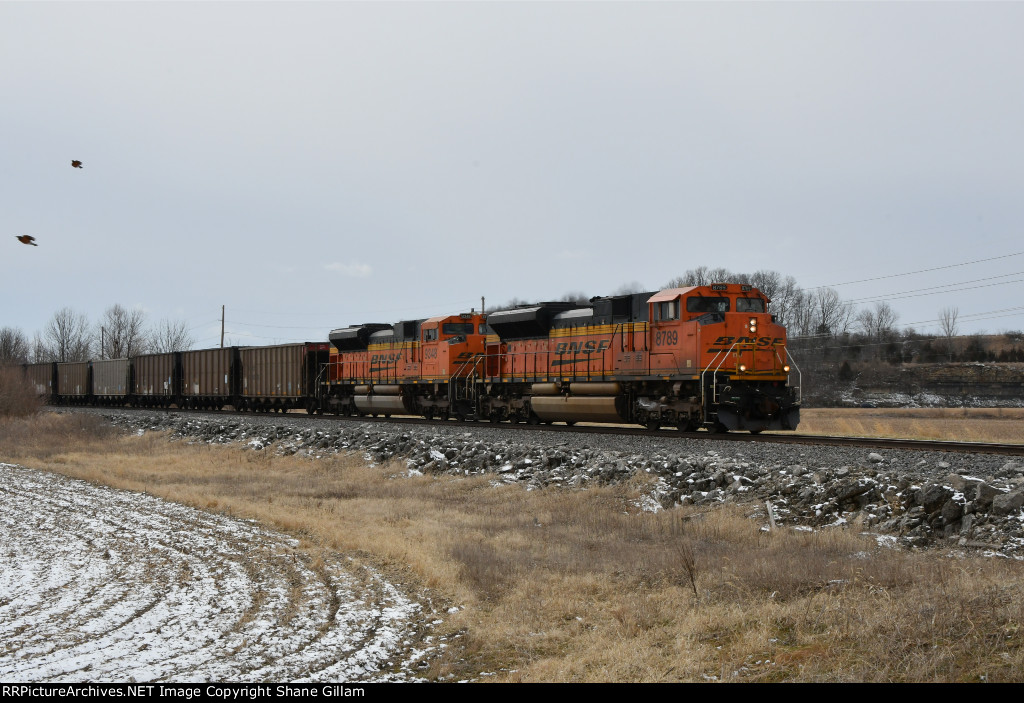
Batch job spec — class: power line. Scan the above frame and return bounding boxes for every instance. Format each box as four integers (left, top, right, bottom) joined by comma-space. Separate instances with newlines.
905, 306, 1024, 327
804, 250, 1024, 291
844, 271, 1024, 304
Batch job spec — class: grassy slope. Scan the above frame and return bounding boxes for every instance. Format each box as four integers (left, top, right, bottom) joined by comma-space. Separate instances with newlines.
1, 412, 1024, 682
796, 407, 1024, 443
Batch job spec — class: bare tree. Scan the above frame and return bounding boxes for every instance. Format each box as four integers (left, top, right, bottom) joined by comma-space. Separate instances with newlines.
769, 275, 803, 329
939, 307, 959, 360
873, 301, 899, 342
29, 332, 52, 363
665, 266, 711, 288
99, 304, 149, 359
790, 290, 816, 337
559, 290, 590, 304
749, 269, 782, 300
0, 327, 30, 364
45, 308, 93, 362
856, 307, 876, 338
811, 288, 853, 337
707, 267, 735, 284
610, 281, 648, 295
856, 302, 899, 341
150, 318, 195, 353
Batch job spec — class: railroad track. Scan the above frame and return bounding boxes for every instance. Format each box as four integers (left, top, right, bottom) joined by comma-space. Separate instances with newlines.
57, 405, 1024, 456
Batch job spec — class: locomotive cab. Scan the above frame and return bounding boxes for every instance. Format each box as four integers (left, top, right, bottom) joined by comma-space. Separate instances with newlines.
686, 284, 798, 432
416, 312, 488, 419
420, 312, 488, 380
641, 284, 799, 432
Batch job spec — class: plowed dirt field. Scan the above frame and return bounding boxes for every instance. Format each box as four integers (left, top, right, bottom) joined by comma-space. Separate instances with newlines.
0, 463, 438, 682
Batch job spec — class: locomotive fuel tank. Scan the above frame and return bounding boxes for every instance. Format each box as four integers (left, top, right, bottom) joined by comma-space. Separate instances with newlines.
530, 395, 626, 424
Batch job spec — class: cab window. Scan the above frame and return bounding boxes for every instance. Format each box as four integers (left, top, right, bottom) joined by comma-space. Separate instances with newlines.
655, 300, 679, 321
686, 297, 730, 313
736, 297, 765, 313
423, 328, 438, 342
443, 322, 474, 336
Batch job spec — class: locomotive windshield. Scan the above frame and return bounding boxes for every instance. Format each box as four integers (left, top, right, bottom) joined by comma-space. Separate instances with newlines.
443, 322, 475, 336
686, 297, 729, 313
736, 297, 765, 313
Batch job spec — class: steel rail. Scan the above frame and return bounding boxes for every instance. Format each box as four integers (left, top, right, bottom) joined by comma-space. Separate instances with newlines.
55, 405, 1024, 456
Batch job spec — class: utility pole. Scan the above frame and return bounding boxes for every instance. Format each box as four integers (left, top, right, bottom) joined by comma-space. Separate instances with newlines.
100, 327, 105, 359
481, 296, 485, 314
220, 305, 225, 348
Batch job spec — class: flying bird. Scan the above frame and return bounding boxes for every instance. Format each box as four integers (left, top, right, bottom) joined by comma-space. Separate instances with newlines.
71, 160, 83, 168
16, 235, 38, 246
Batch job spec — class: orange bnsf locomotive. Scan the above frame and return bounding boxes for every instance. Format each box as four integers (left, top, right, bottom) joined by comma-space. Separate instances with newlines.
321, 283, 800, 433
324, 313, 488, 420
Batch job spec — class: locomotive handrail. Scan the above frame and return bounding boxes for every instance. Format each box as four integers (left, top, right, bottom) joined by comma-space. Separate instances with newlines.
776, 347, 802, 405
448, 353, 487, 413
700, 342, 738, 420
314, 362, 329, 404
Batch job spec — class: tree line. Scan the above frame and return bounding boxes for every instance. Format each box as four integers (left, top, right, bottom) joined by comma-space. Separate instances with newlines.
0, 305, 194, 365
6, 274, 1018, 370
493, 265, 1020, 368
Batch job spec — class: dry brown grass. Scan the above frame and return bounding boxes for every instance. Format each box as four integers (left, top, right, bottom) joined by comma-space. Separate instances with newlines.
3, 413, 1024, 682
0, 367, 42, 418
796, 407, 1024, 444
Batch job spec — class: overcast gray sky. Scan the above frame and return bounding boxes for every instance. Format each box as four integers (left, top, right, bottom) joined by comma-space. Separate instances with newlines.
4, 1, 1024, 347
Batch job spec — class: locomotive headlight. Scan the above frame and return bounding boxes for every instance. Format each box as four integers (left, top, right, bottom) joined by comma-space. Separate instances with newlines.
749, 318, 757, 326
783, 365, 791, 373
738, 364, 747, 372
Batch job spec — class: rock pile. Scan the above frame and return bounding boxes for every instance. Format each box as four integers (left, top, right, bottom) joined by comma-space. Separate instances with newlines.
93, 409, 1024, 557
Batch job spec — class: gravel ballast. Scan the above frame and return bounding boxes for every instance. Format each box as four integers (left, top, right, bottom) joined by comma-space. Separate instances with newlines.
86, 408, 1024, 558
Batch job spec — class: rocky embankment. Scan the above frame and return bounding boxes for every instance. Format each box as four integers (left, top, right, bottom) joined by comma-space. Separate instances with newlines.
92, 409, 1024, 557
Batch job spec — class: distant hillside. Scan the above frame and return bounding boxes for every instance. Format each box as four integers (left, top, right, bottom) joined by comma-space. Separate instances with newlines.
802, 360, 1024, 408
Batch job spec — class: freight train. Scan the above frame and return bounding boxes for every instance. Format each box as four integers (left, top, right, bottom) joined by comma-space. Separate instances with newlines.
18, 283, 801, 433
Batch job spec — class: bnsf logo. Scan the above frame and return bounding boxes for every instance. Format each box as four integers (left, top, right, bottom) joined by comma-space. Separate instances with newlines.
555, 340, 611, 354
370, 352, 403, 363
707, 336, 784, 351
